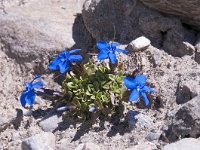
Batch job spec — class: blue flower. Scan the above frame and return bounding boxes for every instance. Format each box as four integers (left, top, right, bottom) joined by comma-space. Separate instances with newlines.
48, 49, 83, 73
97, 41, 128, 64
20, 76, 43, 107
123, 75, 154, 106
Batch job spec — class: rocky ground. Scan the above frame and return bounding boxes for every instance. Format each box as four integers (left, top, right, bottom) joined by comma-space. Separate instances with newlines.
1, 0, 200, 150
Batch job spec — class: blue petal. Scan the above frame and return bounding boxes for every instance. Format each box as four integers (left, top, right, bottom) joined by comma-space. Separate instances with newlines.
111, 42, 120, 48
58, 61, 70, 73
116, 48, 128, 53
141, 92, 149, 106
97, 41, 109, 50
31, 75, 42, 83
109, 53, 117, 64
25, 90, 36, 106
32, 81, 43, 89
123, 77, 137, 89
135, 75, 147, 87
129, 89, 139, 102
69, 55, 83, 62
20, 91, 28, 107
97, 51, 109, 60
48, 56, 61, 70
69, 49, 81, 54
141, 85, 154, 93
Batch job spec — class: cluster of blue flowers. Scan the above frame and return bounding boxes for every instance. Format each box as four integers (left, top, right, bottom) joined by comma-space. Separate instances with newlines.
20, 41, 153, 108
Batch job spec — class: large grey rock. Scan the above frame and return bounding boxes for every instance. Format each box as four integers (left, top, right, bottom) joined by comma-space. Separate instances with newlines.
140, 0, 200, 29
164, 138, 200, 150
171, 95, 200, 138
0, 0, 90, 63
21, 132, 55, 150
82, 0, 196, 57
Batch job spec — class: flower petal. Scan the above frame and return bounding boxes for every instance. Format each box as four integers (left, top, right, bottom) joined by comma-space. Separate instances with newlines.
116, 48, 128, 53
129, 89, 139, 102
32, 81, 43, 89
58, 61, 70, 73
20, 91, 28, 107
109, 53, 117, 64
123, 77, 136, 89
97, 41, 109, 50
141, 92, 149, 106
111, 42, 120, 48
31, 75, 42, 83
97, 51, 109, 60
25, 90, 36, 106
135, 75, 147, 87
69, 55, 83, 62
48, 56, 61, 70
69, 49, 81, 54
141, 85, 154, 93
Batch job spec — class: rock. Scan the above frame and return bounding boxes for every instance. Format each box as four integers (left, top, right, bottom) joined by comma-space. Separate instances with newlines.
140, 0, 200, 29
127, 36, 151, 52
195, 33, 200, 64
146, 132, 161, 141
175, 80, 199, 104
128, 110, 153, 129
82, 0, 196, 57
39, 115, 62, 132
21, 132, 55, 150
170, 95, 200, 138
0, 0, 91, 72
75, 142, 101, 150
163, 138, 200, 150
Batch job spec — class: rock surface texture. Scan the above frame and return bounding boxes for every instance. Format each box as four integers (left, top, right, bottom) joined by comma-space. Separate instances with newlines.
140, 0, 200, 29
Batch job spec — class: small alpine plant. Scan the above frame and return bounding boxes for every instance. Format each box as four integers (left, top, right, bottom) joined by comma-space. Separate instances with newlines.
20, 75, 43, 107
97, 41, 128, 64
19, 41, 155, 119
48, 49, 83, 73
123, 74, 154, 106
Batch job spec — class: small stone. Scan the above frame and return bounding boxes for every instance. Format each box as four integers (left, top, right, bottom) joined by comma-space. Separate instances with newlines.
75, 142, 101, 150
127, 36, 151, 52
146, 132, 161, 141
163, 138, 200, 150
21, 132, 55, 150
128, 110, 153, 129
39, 115, 62, 132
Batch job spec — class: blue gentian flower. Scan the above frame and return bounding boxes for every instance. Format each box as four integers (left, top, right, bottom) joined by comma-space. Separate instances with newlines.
20, 75, 43, 107
123, 75, 154, 106
97, 41, 128, 64
48, 49, 83, 73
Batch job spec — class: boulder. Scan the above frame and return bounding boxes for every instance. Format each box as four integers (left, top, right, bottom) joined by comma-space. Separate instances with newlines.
140, 0, 200, 29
